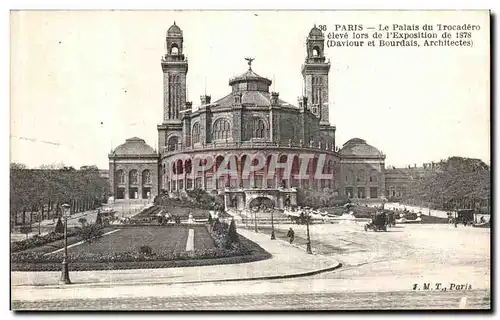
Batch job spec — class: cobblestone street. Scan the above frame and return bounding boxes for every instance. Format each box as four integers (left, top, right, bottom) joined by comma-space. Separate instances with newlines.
12, 290, 490, 310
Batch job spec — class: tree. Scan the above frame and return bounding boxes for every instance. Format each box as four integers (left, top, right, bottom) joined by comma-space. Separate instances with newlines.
405, 157, 490, 211
54, 217, 64, 233
208, 213, 213, 226
10, 163, 27, 170
10, 163, 109, 232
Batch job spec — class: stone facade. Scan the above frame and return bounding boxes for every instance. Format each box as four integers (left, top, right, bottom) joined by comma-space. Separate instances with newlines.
339, 138, 386, 201
108, 23, 391, 207
108, 137, 159, 200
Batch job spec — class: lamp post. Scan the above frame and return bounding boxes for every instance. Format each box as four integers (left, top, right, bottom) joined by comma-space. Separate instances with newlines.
305, 209, 312, 254
37, 211, 42, 235
253, 207, 258, 233
270, 209, 276, 240
59, 203, 71, 285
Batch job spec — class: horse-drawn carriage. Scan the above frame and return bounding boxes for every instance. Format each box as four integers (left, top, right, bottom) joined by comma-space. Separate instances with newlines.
364, 211, 389, 232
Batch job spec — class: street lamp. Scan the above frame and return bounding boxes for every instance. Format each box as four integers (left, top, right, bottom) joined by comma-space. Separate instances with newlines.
305, 209, 312, 254
253, 207, 258, 233
60, 203, 72, 285
37, 211, 42, 235
270, 208, 276, 240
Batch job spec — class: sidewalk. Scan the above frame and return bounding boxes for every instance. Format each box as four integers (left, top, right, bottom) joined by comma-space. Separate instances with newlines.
11, 228, 341, 290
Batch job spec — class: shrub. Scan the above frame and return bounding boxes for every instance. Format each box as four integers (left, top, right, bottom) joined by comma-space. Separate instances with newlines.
228, 219, 239, 243
11, 245, 251, 264
76, 223, 103, 244
78, 218, 87, 226
209, 219, 241, 250
404, 212, 418, 220
54, 217, 64, 233
95, 211, 102, 225
10, 229, 79, 253
212, 218, 222, 232
20, 225, 32, 240
138, 245, 153, 255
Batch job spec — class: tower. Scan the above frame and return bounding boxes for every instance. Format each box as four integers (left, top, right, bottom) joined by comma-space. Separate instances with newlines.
301, 25, 331, 125
161, 22, 188, 123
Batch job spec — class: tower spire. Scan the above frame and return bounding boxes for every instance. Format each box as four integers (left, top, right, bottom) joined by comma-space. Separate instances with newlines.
302, 25, 330, 125
162, 21, 187, 122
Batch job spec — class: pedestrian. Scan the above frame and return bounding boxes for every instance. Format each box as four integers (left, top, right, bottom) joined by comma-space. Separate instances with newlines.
287, 227, 295, 244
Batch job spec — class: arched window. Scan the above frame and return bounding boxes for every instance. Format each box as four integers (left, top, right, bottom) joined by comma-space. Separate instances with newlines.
312, 46, 320, 57
167, 136, 179, 151
170, 44, 179, 55
213, 118, 231, 140
129, 170, 138, 185
192, 122, 200, 145
370, 170, 378, 183
115, 170, 125, 184
184, 159, 192, 174
176, 159, 184, 175
252, 117, 266, 138
142, 170, 152, 185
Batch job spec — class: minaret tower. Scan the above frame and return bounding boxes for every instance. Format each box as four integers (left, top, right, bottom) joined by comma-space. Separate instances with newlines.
301, 25, 331, 125
161, 22, 188, 123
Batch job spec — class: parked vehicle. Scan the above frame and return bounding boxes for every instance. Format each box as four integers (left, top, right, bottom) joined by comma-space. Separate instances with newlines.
364, 211, 388, 232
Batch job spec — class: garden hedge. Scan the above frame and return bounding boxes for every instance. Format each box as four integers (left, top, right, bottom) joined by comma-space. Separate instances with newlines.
10, 229, 79, 253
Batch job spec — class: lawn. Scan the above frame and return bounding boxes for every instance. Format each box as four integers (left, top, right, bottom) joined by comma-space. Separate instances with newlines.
68, 225, 215, 255
11, 225, 272, 271
194, 225, 215, 250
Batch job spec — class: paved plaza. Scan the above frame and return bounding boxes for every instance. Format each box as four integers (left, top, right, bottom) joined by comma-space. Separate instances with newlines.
11, 218, 490, 310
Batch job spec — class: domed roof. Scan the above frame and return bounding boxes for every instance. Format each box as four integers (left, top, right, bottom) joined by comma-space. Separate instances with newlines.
229, 68, 272, 86
167, 22, 183, 37
340, 138, 383, 157
309, 25, 324, 37
112, 137, 156, 156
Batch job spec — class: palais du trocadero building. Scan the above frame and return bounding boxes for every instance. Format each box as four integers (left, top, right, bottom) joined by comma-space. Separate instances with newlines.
108, 23, 387, 209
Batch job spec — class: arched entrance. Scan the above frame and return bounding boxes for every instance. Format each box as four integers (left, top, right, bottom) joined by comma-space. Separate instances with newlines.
249, 196, 275, 210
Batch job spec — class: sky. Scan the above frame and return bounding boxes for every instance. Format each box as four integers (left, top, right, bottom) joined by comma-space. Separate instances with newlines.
9, 10, 490, 169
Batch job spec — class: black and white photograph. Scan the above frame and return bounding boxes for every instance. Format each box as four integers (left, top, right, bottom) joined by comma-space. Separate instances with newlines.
9, 10, 491, 310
